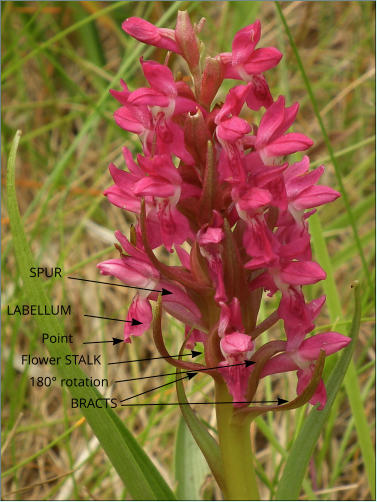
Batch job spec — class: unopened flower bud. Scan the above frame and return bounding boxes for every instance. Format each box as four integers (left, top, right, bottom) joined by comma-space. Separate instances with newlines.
184, 109, 211, 166
175, 10, 200, 69
200, 56, 224, 108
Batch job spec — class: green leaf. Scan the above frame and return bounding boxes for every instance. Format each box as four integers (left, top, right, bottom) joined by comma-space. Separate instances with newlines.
175, 370, 226, 493
6, 131, 175, 501
174, 417, 210, 500
275, 282, 362, 501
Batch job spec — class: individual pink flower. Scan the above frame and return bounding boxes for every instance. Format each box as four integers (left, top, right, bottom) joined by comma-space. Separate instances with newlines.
219, 20, 282, 110
280, 156, 341, 226
215, 84, 252, 182
261, 332, 351, 409
97, 232, 159, 292
251, 96, 313, 164
278, 287, 326, 349
105, 152, 197, 250
215, 84, 252, 141
185, 326, 207, 349
220, 21, 282, 77
247, 221, 326, 295
104, 147, 145, 213
114, 98, 194, 165
128, 59, 198, 116
197, 211, 226, 302
218, 332, 254, 404
97, 231, 158, 341
134, 154, 195, 251
112, 60, 197, 164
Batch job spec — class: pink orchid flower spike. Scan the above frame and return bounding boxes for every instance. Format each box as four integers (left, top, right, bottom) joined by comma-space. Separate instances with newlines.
99, 10, 346, 416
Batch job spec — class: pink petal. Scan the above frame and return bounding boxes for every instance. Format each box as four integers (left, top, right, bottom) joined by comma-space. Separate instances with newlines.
245, 74, 273, 110
260, 351, 297, 378
97, 258, 158, 288
159, 205, 192, 251
249, 271, 278, 295
122, 147, 144, 177
307, 295, 326, 319
243, 47, 283, 74
141, 59, 177, 96
114, 106, 148, 134
232, 21, 261, 63
217, 116, 251, 142
114, 230, 147, 261
220, 332, 253, 357
180, 182, 202, 199
104, 186, 140, 212
294, 186, 340, 210
218, 363, 254, 405
124, 295, 152, 341
108, 163, 137, 187
133, 177, 176, 198
185, 327, 206, 349
284, 156, 310, 182
198, 227, 224, 245
110, 79, 130, 105
174, 96, 198, 115
309, 379, 327, 410
155, 119, 194, 165
175, 245, 191, 270
256, 96, 286, 146
237, 186, 272, 211
299, 332, 351, 359
280, 261, 326, 285
128, 87, 170, 107
264, 133, 313, 157
286, 166, 325, 196
277, 102, 300, 137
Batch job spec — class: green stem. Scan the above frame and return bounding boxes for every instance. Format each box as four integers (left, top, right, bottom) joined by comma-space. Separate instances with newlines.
215, 381, 260, 500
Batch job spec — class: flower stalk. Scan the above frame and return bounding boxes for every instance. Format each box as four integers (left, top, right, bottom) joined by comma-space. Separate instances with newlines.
215, 381, 260, 500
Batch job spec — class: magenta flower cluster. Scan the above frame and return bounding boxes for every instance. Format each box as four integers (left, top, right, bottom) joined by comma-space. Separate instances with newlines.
98, 12, 350, 409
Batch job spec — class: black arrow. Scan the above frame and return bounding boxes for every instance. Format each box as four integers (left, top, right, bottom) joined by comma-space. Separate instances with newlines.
83, 337, 123, 346
119, 373, 197, 403
114, 360, 255, 383
84, 314, 142, 325
108, 349, 202, 365
121, 396, 288, 407
68, 276, 172, 296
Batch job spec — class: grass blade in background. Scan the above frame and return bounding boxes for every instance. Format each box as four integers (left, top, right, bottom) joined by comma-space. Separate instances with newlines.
275, 4, 375, 498
275, 282, 362, 500
174, 417, 210, 500
275, 2, 373, 299
6, 130, 176, 501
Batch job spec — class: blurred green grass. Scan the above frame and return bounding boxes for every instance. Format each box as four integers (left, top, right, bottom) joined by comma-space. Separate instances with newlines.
2, 1, 375, 500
